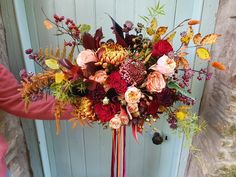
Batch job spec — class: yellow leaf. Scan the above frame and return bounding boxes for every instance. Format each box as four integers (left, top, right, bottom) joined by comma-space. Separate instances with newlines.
193, 33, 202, 45
156, 26, 168, 36
55, 72, 65, 84
150, 18, 157, 30
146, 27, 155, 36
45, 59, 60, 69
200, 34, 221, 45
181, 36, 191, 45
187, 26, 194, 39
188, 20, 201, 25
167, 31, 176, 43
196, 47, 211, 60
181, 26, 194, 45
43, 20, 53, 30
152, 34, 161, 43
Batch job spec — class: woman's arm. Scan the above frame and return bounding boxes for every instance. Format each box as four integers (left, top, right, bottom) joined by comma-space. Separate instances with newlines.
0, 64, 72, 120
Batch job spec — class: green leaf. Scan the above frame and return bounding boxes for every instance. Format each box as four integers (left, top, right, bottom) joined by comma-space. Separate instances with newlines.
79, 24, 91, 34
45, 59, 59, 70
167, 81, 195, 100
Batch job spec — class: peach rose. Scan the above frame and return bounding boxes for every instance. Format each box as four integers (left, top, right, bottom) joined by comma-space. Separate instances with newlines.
119, 107, 129, 125
146, 71, 166, 93
127, 103, 139, 114
76, 49, 98, 69
150, 55, 176, 76
89, 70, 108, 84
125, 86, 142, 104
109, 115, 122, 129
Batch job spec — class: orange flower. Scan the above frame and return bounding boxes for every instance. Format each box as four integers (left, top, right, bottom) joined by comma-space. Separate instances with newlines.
211, 61, 225, 71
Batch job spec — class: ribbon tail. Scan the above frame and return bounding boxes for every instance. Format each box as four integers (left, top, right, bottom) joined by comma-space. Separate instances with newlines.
111, 129, 116, 177
132, 124, 139, 144
117, 128, 121, 177
122, 126, 127, 177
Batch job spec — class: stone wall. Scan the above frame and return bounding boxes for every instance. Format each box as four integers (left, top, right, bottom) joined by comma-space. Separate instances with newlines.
185, 0, 236, 176
0, 8, 32, 177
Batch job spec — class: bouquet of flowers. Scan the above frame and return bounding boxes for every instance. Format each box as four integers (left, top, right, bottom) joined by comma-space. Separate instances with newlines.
19, 2, 225, 176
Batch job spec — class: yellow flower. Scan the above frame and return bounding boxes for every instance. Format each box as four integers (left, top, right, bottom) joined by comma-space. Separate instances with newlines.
176, 111, 187, 121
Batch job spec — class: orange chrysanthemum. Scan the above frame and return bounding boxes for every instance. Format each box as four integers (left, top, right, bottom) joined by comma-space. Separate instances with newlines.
96, 43, 128, 68
211, 61, 225, 71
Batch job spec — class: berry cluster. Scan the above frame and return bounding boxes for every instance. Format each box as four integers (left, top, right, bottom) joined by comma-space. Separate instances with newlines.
53, 15, 65, 23
177, 93, 196, 105
53, 14, 81, 44
167, 115, 178, 129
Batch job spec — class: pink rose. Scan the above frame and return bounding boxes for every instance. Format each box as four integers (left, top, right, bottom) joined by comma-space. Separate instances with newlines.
89, 70, 108, 84
150, 55, 176, 76
76, 49, 98, 69
146, 71, 166, 93
125, 86, 142, 104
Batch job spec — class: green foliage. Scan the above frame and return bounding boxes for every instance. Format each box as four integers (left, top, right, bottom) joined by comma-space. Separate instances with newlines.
176, 113, 206, 145
140, 0, 165, 22
79, 24, 91, 34
167, 81, 195, 100
50, 79, 88, 103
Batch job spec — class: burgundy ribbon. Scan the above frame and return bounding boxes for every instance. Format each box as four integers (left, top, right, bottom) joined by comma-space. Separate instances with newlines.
111, 126, 127, 177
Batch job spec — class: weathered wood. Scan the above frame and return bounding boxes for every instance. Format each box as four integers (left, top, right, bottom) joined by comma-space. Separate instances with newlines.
0, 0, 44, 176
0, 1, 32, 177
185, 0, 236, 176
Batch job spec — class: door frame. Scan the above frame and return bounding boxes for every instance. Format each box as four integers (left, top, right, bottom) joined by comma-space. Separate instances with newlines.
13, 0, 52, 177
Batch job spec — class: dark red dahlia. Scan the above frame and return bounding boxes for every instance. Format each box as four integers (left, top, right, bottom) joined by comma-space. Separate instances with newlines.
147, 99, 160, 116
94, 102, 120, 122
108, 72, 127, 94
87, 84, 106, 103
119, 58, 146, 85
152, 40, 173, 58
158, 88, 177, 107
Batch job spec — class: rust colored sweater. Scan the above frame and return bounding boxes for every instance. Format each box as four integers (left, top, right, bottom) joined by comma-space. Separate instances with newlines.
0, 64, 73, 177
0, 64, 72, 120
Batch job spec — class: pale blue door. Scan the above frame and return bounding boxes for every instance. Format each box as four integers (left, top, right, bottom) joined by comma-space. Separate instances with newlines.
20, 0, 219, 176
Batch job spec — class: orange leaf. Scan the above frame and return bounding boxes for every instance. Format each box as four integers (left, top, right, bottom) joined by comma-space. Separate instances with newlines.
178, 52, 189, 57
212, 61, 225, 71
178, 57, 190, 69
201, 34, 221, 45
156, 26, 168, 36
188, 20, 201, 25
43, 20, 53, 30
193, 33, 202, 45
167, 31, 176, 43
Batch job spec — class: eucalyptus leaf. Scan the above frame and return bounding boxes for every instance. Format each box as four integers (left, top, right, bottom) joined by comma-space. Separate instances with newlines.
167, 81, 195, 100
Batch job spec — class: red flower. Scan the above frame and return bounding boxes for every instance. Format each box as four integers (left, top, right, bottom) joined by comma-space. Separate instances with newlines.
152, 40, 173, 58
147, 99, 160, 116
108, 72, 127, 94
94, 102, 120, 122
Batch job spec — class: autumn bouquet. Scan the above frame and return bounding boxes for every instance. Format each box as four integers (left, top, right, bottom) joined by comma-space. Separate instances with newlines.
19, 2, 225, 177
